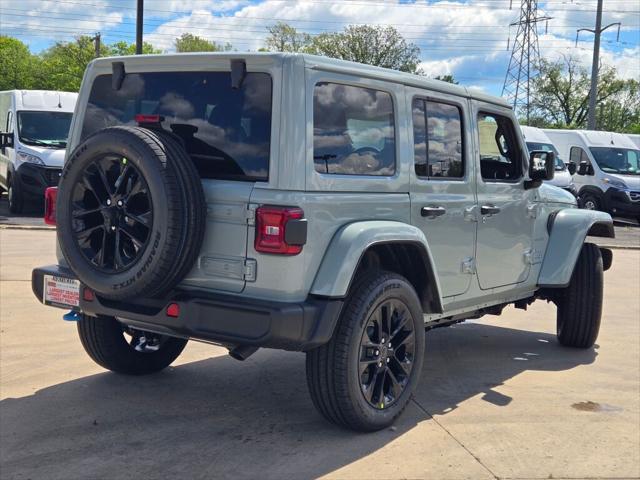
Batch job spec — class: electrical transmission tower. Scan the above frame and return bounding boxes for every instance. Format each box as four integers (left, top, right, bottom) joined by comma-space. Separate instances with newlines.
501, 0, 551, 122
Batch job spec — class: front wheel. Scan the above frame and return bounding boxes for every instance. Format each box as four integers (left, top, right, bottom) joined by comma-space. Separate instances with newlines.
580, 192, 601, 211
7, 177, 24, 214
556, 243, 603, 348
77, 314, 187, 375
306, 271, 425, 431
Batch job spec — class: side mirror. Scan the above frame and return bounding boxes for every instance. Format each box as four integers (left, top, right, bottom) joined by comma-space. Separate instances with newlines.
529, 150, 555, 180
577, 161, 594, 176
0, 132, 14, 151
567, 161, 577, 175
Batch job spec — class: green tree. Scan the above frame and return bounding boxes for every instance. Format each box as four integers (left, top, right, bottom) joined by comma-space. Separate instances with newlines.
309, 25, 421, 73
434, 74, 458, 84
36, 36, 97, 91
530, 55, 632, 130
175, 33, 231, 53
0, 36, 38, 90
264, 22, 312, 52
108, 40, 162, 56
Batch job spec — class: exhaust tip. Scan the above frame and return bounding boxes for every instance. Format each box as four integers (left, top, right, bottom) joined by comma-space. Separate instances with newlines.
228, 345, 259, 361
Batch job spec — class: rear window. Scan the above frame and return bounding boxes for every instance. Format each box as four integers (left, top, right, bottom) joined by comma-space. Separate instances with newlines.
81, 71, 272, 182
313, 82, 395, 176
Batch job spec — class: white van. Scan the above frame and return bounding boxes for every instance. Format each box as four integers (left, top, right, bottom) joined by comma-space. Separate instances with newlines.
0, 90, 77, 213
627, 134, 640, 149
544, 129, 640, 220
521, 125, 577, 197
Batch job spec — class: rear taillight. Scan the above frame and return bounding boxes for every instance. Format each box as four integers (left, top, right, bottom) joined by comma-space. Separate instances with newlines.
255, 206, 305, 255
44, 187, 58, 225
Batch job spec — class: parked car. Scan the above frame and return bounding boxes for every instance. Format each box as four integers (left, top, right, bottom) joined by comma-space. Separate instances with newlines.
32, 53, 614, 431
521, 125, 577, 197
0, 90, 77, 213
544, 129, 640, 220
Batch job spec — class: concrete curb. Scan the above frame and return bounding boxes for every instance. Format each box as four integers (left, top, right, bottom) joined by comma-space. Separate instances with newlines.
598, 244, 640, 250
0, 224, 55, 231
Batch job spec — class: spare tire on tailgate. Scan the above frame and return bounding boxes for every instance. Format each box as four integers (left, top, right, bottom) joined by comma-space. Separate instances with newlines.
57, 126, 206, 300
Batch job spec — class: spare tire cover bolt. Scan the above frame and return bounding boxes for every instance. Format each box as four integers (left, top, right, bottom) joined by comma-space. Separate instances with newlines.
111, 226, 116, 231
386, 358, 390, 363
117, 200, 123, 207
106, 199, 112, 206
378, 362, 383, 367
124, 216, 129, 222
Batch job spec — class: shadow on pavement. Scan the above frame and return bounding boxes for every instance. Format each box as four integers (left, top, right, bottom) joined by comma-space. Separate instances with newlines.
0, 322, 596, 479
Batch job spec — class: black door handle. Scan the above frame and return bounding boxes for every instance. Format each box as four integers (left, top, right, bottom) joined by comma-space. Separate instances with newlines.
421, 206, 446, 218
481, 205, 501, 215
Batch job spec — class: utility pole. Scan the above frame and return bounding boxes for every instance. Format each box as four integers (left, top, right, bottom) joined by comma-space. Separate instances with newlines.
136, 0, 144, 54
92, 32, 101, 58
502, 0, 551, 122
577, 0, 621, 130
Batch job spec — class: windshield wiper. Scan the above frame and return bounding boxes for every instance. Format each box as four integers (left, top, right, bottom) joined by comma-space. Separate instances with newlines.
20, 136, 53, 147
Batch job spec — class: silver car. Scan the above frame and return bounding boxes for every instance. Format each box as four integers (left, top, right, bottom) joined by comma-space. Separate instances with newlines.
30, 53, 614, 431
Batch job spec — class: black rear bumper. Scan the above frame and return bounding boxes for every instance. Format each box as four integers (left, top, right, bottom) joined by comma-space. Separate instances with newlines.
32, 265, 342, 351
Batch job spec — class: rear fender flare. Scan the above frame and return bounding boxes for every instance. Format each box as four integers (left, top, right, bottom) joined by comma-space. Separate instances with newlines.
310, 221, 443, 312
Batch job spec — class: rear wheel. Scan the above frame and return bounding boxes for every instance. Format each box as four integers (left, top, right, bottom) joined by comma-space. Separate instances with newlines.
77, 314, 187, 375
556, 243, 603, 348
306, 271, 425, 431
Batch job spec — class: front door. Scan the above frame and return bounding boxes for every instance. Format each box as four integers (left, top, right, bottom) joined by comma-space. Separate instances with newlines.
474, 104, 535, 289
409, 92, 476, 298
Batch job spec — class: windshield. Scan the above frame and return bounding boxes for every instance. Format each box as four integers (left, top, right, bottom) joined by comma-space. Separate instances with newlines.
17, 111, 72, 148
589, 147, 640, 175
526, 141, 565, 170
82, 71, 272, 182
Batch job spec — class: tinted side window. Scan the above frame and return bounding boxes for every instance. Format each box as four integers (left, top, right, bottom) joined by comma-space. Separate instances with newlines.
82, 72, 272, 182
478, 113, 522, 181
313, 82, 395, 176
570, 146, 589, 164
412, 99, 463, 178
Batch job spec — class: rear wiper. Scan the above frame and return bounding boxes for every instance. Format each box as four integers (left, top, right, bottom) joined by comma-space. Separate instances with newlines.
20, 136, 53, 147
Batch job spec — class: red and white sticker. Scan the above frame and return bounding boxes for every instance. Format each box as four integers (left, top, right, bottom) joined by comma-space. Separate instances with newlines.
43, 275, 80, 308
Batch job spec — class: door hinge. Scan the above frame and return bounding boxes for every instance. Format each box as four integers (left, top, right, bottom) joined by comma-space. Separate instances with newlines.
523, 248, 542, 265
243, 258, 257, 282
462, 257, 476, 274
246, 204, 257, 226
464, 205, 478, 222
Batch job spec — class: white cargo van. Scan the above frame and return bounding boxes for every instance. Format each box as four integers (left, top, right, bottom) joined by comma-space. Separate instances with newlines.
627, 134, 640, 149
544, 129, 640, 220
0, 90, 77, 213
521, 125, 577, 197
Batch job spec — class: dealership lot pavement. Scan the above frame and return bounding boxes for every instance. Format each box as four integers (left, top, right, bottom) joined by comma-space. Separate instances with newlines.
1, 229, 639, 480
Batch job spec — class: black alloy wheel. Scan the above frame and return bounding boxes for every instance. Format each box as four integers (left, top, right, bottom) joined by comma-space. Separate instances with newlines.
71, 155, 152, 272
359, 299, 416, 409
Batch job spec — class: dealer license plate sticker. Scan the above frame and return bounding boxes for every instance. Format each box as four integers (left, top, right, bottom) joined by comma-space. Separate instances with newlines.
43, 275, 80, 308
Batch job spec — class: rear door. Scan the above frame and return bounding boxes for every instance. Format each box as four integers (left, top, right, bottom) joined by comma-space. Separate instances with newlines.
473, 102, 535, 289
79, 63, 276, 293
408, 89, 476, 298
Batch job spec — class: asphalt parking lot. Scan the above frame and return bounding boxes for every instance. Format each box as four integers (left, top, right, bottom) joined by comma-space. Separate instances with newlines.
0, 228, 638, 480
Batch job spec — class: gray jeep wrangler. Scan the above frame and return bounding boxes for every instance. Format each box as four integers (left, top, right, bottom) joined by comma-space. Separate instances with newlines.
32, 53, 614, 431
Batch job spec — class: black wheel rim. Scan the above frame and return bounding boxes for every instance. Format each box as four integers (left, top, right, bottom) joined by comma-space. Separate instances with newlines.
70, 155, 152, 273
358, 299, 415, 409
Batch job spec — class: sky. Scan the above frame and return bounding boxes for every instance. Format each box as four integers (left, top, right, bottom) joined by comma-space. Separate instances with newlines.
1, 0, 638, 96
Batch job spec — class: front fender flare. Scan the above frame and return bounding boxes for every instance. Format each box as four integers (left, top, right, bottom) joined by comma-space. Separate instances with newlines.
538, 208, 613, 288
310, 221, 443, 312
